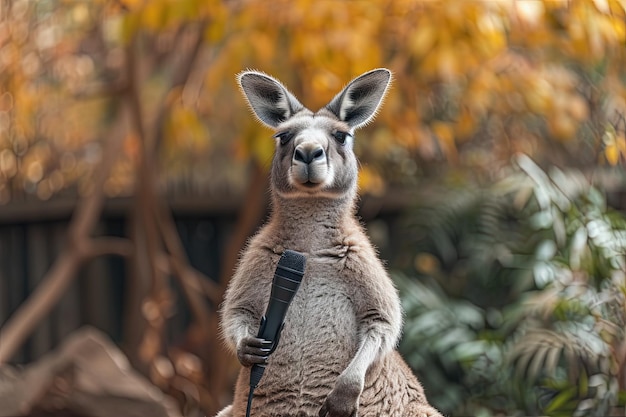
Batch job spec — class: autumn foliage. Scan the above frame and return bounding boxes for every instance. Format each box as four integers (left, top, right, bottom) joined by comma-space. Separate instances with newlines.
1, 0, 625, 203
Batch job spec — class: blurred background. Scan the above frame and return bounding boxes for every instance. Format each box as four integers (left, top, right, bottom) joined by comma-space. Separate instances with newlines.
0, 0, 625, 416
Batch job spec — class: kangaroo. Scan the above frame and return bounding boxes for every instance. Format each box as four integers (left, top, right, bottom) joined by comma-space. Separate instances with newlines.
217, 69, 443, 417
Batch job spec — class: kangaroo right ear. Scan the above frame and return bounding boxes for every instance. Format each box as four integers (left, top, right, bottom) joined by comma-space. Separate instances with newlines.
238, 71, 305, 128
325, 68, 391, 129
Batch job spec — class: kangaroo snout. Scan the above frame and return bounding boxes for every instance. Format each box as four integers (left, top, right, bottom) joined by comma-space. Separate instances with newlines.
290, 142, 329, 188
293, 144, 325, 165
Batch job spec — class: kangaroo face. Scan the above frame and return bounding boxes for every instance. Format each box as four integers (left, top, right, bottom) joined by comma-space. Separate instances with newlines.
238, 69, 391, 200
269, 111, 357, 199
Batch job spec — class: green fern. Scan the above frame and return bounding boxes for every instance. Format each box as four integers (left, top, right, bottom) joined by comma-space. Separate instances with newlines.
395, 155, 626, 416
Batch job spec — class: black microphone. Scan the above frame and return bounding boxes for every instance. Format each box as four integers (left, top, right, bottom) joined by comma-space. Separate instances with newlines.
246, 249, 306, 416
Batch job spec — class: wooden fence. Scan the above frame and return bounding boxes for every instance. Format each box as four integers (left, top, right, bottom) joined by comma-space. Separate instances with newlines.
0, 197, 238, 364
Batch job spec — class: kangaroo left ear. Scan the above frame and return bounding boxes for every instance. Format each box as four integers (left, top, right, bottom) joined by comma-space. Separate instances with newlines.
238, 71, 305, 128
325, 69, 391, 130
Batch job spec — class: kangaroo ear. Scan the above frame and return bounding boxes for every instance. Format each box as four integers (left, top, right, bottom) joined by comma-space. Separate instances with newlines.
325, 68, 391, 129
238, 71, 305, 128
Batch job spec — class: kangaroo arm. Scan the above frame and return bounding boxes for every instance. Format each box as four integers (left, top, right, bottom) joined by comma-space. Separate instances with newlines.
319, 312, 397, 416
221, 306, 259, 351
340, 332, 382, 388
340, 310, 397, 386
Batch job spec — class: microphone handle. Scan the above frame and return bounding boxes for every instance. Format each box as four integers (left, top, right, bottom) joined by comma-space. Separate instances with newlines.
258, 298, 289, 341
249, 299, 290, 389
250, 315, 272, 389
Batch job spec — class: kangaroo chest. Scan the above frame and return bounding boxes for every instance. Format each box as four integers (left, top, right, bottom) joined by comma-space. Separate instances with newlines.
267, 254, 359, 361
249, 252, 360, 395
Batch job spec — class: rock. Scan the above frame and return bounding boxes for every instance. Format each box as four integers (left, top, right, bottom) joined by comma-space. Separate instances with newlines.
0, 327, 181, 417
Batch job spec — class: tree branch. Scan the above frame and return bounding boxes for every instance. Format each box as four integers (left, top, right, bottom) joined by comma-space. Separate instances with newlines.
0, 103, 130, 364
154, 20, 208, 151
154, 203, 220, 309
84, 237, 134, 258
122, 19, 210, 366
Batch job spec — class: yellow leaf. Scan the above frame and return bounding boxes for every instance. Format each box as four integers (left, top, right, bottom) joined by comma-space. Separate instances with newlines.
141, 1, 165, 31
119, 12, 140, 43
437, 46, 458, 81
358, 166, 385, 197
605, 143, 619, 165
548, 112, 577, 141
251, 32, 275, 65
604, 132, 626, 165
250, 128, 275, 167
409, 26, 436, 57
525, 78, 553, 114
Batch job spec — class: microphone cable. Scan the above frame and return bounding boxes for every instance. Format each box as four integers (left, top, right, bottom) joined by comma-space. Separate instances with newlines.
245, 364, 265, 417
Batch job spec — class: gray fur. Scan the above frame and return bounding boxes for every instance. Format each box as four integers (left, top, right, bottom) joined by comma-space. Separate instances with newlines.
218, 69, 443, 417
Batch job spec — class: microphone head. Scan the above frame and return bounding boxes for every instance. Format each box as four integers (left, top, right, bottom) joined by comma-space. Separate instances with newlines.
277, 250, 307, 279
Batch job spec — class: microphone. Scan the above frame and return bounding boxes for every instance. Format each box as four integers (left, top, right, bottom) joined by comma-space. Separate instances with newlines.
246, 249, 306, 416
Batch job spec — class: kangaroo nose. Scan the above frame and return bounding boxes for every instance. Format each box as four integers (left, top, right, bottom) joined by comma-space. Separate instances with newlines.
294, 145, 325, 164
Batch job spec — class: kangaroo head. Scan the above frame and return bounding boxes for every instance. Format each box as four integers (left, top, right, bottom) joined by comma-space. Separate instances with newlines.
238, 69, 391, 200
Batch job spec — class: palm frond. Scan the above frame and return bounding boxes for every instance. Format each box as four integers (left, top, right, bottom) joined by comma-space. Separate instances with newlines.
394, 156, 626, 416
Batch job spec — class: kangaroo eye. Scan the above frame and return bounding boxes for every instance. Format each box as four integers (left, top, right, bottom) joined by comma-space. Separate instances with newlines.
333, 131, 351, 145
273, 131, 294, 146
